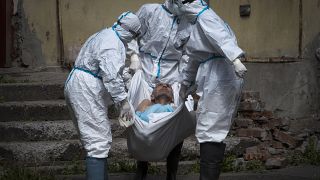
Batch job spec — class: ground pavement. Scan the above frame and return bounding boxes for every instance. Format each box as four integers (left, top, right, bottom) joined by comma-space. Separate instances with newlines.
56, 165, 319, 180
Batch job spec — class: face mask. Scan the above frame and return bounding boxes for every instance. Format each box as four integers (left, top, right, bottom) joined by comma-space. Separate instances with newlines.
113, 24, 135, 43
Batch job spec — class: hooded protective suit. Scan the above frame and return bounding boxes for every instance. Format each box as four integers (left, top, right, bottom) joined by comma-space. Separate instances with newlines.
64, 12, 141, 158
132, 0, 199, 87
182, 3, 244, 143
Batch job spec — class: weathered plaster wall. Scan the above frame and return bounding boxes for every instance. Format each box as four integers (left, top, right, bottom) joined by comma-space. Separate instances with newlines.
12, 0, 57, 68
14, 0, 320, 118
210, 0, 300, 58
15, 0, 162, 68
60, 0, 163, 64
209, 0, 320, 118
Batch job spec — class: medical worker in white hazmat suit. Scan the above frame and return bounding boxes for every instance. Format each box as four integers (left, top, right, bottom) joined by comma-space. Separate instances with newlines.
178, 1, 248, 180
64, 12, 141, 180
128, 1, 208, 180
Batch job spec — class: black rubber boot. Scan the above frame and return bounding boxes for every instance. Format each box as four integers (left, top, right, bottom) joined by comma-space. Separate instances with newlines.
199, 142, 226, 180
166, 142, 183, 180
134, 161, 148, 180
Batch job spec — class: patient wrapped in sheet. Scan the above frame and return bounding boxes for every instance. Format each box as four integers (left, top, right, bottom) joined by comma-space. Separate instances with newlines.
135, 82, 175, 122
127, 70, 196, 161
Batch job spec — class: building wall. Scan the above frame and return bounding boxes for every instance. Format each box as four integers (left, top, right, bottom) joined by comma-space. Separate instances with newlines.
59, 0, 163, 64
15, 0, 162, 67
210, 0, 300, 58
20, 0, 57, 67
14, 0, 320, 118
209, 0, 320, 118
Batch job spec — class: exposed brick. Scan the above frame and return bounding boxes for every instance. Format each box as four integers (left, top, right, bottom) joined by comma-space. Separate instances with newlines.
234, 118, 253, 128
269, 118, 282, 127
261, 131, 273, 141
244, 146, 270, 161
238, 100, 262, 112
265, 157, 288, 169
241, 91, 260, 101
240, 111, 273, 119
272, 129, 297, 148
254, 116, 269, 124
246, 146, 258, 154
270, 140, 284, 149
230, 137, 260, 157
260, 111, 274, 118
237, 128, 268, 140
267, 147, 286, 155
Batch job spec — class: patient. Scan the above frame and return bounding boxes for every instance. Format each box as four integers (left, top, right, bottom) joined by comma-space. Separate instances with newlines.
134, 82, 183, 180
136, 82, 175, 122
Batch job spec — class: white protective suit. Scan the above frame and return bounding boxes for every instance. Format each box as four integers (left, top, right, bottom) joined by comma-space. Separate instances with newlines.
133, 1, 194, 87
182, 3, 244, 143
124, 0, 206, 161
64, 12, 141, 158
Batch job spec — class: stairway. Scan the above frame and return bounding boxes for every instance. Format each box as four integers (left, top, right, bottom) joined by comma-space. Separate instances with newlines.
0, 79, 265, 176
0, 82, 201, 176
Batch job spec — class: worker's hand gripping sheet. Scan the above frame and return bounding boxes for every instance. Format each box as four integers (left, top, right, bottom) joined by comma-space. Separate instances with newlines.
126, 70, 196, 161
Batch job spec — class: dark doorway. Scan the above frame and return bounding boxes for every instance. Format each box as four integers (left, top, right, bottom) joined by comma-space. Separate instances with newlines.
1, 0, 12, 68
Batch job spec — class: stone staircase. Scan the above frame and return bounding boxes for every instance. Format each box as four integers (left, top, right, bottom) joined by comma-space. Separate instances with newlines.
0, 80, 264, 176
0, 82, 200, 175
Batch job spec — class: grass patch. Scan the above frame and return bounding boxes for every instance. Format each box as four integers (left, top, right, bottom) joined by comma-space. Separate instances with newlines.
0, 167, 54, 180
0, 75, 17, 84
0, 96, 5, 103
108, 160, 136, 173
303, 136, 320, 165
288, 136, 320, 166
60, 160, 85, 175
245, 160, 265, 172
222, 154, 237, 172
147, 164, 162, 175
190, 161, 200, 173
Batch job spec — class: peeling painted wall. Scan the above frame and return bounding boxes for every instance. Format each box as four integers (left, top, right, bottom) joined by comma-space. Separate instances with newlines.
60, 0, 162, 64
12, 0, 320, 118
210, 0, 300, 58
208, 0, 320, 118
13, 0, 162, 68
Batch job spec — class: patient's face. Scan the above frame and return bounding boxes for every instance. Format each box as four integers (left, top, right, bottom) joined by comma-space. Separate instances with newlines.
152, 83, 174, 104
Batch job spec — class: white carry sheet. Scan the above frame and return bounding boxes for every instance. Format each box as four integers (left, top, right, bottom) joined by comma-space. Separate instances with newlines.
127, 70, 196, 161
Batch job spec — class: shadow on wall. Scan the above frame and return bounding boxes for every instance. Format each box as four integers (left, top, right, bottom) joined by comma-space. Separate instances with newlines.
12, 0, 46, 69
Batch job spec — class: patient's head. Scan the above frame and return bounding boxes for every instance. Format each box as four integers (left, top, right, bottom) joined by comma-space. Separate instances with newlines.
151, 83, 174, 105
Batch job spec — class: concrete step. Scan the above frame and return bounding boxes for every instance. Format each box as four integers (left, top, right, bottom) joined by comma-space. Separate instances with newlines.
0, 100, 69, 122
0, 119, 127, 142
0, 138, 200, 165
0, 83, 64, 102
0, 98, 264, 122
0, 120, 77, 142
